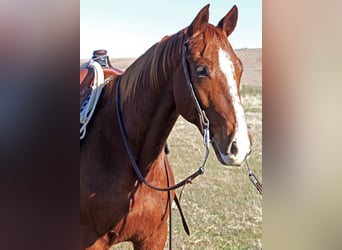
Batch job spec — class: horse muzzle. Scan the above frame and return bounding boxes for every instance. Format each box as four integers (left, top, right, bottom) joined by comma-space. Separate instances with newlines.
211, 138, 251, 166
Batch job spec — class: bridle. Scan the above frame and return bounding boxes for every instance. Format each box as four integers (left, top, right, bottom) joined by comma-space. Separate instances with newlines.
181, 39, 211, 138
182, 38, 262, 196
115, 37, 261, 249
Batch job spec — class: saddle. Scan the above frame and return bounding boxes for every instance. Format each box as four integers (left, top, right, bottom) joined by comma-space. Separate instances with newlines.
80, 50, 123, 107
80, 50, 123, 139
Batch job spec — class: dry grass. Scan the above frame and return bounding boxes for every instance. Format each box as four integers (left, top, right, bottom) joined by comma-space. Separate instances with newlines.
111, 84, 262, 249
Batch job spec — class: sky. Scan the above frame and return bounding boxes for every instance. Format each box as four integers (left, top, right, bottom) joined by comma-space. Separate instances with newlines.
80, 0, 261, 58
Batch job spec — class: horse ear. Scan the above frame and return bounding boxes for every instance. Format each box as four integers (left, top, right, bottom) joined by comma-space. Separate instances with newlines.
217, 5, 238, 37
187, 4, 210, 37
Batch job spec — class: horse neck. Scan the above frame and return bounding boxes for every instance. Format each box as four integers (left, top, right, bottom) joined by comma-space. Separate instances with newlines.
116, 37, 184, 171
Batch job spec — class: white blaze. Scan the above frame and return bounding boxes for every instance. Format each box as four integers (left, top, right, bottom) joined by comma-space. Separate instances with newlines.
218, 48, 251, 163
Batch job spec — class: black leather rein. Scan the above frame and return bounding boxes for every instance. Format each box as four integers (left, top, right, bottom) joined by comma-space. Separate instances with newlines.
115, 38, 210, 192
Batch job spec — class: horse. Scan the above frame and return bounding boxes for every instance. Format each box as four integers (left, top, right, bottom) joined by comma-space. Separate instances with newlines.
80, 4, 252, 249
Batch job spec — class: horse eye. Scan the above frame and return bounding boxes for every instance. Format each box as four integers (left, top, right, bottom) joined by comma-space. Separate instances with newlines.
195, 65, 209, 77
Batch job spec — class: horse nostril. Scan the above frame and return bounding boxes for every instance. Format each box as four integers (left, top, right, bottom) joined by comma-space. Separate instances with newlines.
230, 141, 238, 156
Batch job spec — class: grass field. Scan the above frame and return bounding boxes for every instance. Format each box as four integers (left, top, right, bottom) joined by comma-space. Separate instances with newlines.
111, 85, 262, 249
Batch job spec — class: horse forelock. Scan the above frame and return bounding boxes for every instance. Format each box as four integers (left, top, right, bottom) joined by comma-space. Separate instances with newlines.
187, 24, 229, 53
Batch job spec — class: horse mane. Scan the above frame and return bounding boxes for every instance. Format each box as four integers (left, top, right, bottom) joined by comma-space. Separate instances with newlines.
119, 30, 186, 105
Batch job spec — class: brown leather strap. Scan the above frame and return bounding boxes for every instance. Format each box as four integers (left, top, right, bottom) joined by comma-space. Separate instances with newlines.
181, 39, 209, 135
174, 194, 190, 235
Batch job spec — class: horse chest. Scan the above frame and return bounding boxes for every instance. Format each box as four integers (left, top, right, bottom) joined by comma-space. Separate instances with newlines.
120, 186, 169, 232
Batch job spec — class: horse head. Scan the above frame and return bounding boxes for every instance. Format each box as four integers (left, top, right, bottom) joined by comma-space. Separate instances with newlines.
174, 4, 252, 166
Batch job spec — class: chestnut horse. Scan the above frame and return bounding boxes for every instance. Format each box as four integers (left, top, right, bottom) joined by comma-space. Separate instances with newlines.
80, 4, 252, 250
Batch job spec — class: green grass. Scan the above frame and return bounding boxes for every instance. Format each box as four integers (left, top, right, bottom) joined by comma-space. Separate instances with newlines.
112, 85, 262, 249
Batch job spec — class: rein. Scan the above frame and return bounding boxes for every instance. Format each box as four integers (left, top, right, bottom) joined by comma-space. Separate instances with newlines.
246, 160, 262, 195
115, 76, 209, 192
115, 38, 211, 193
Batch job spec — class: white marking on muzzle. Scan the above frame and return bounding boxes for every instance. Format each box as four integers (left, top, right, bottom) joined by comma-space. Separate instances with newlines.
218, 48, 250, 164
